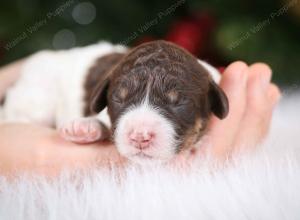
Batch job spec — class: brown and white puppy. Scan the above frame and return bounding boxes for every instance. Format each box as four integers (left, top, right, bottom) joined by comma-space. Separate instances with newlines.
0, 40, 228, 164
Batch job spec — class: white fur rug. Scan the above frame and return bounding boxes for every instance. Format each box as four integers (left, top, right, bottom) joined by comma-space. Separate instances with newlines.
0, 91, 300, 220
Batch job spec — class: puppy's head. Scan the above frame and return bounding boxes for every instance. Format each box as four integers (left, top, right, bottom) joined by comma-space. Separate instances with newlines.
91, 41, 228, 163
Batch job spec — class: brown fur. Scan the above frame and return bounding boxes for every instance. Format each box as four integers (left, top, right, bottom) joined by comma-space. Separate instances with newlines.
86, 40, 229, 152
84, 52, 125, 116
181, 118, 206, 151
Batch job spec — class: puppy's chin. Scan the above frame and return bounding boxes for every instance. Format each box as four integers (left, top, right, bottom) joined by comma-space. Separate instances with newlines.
119, 149, 175, 165
115, 139, 178, 165
127, 154, 169, 165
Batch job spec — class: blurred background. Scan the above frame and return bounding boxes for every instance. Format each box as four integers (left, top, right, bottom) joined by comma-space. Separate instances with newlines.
0, 0, 299, 86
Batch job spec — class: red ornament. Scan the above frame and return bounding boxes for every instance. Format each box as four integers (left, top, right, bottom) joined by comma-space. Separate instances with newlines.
165, 19, 203, 55
165, 12, 216, 55
218, 66, 226, 74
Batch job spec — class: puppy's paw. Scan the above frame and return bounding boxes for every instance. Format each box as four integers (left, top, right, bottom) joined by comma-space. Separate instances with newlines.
59, 118, 108, 144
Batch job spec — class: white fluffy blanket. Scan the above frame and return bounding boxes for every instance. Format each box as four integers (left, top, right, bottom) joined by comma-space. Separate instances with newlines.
0, 91, 300, 220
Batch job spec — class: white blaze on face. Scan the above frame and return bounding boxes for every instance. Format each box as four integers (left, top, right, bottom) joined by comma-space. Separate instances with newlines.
114, 101, 178, 164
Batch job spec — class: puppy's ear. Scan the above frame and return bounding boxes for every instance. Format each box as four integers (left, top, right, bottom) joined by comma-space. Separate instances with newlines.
208, 80, 229, 119
90, 77, 110, 113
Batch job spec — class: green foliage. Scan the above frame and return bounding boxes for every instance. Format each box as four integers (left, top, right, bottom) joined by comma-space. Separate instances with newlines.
0, 0, 299, 85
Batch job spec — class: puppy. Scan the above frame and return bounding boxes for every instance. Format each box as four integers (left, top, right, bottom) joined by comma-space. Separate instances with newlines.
1, 40, 228, 163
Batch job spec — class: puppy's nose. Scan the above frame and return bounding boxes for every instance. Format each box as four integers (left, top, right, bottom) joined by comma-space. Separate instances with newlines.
129, 130, 154, 149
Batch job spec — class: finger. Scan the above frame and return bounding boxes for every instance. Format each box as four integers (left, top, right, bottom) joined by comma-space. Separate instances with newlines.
234, 63, 279, 151
206, 61, 249, 159
245, 63, 272, 110
268, 83, 282, 107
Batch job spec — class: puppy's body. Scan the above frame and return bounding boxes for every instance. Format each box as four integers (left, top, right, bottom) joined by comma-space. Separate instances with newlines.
1, 41, 227, 163
1, 42, 126, 127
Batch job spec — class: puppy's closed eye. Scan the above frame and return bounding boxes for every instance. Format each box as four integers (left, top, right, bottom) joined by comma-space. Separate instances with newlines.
167, 91, 189, 108
112, 88, 128, 105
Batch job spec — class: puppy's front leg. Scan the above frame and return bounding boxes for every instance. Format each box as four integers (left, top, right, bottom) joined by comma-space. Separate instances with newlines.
58, 117, 110, 144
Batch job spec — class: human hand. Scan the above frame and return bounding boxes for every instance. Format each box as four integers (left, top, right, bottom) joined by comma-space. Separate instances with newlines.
196, 61, 281, 162
0, 61, 281, 176
0, 123, 125, 176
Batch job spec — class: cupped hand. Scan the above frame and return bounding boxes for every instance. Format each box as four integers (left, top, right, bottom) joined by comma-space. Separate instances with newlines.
199, 61, 281, 161
0, 61, 281, 176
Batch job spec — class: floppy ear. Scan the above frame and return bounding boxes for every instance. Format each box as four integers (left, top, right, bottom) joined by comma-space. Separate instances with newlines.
90, 77, 110, 113
208, 80, 229, 119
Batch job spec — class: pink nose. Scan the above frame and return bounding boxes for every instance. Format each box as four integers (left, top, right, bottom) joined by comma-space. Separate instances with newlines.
129, 131, 154, 150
